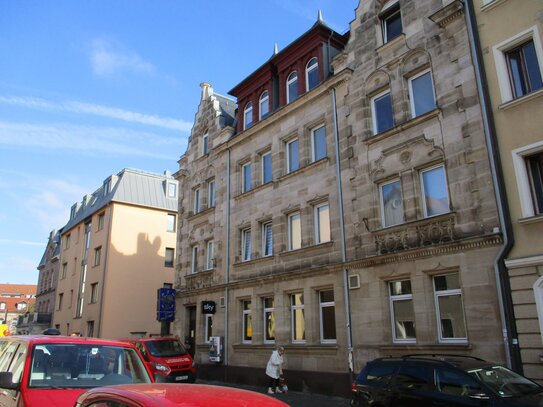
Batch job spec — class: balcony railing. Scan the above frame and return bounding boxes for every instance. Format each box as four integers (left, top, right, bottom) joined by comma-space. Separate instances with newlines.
17, 312, 52, 325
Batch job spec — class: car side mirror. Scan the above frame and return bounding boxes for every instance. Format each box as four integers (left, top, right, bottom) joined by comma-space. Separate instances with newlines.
0, 372, 18, 390
468, 392, 490, 400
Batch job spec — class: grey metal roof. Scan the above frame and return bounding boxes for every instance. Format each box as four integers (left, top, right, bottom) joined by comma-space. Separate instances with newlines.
62, 168, 178, 233
38, 229, 61, 268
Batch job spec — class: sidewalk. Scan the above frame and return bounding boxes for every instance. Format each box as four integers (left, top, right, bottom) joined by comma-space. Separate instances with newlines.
197, 379, 351, 407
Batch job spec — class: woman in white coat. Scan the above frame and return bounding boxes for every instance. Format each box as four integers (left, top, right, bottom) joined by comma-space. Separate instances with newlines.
265, 345, 285, 394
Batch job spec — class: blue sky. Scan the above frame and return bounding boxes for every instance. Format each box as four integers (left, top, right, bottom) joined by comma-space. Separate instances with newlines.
0, 1, 357, 285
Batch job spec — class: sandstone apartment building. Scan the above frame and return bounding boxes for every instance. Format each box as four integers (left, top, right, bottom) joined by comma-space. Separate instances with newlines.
52, 168, 178, 338
174, 0, 508, 394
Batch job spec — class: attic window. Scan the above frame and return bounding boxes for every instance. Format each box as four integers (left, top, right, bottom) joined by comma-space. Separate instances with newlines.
202, 133, 209, 155
168, 182, 177, 199
287, 72, 298, 103
244, 102, 253, 130
103, 178, 111, 197
380, 0, 402, 43
259, 91, 269, 120
306, 58, 319, 91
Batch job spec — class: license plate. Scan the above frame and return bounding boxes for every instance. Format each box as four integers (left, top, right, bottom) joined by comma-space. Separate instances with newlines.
176, 375, 188, 381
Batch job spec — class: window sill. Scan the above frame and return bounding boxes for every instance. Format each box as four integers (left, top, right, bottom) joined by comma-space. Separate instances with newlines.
518, 214, 543, 225
379, 343, 472, 353
234, 179, 273, 201
233, 255, 275, 268
499, 88, 543, 111
376, 33, 405, 53
187, 206, 214, 221
279, 241, 334, 258
481, 0, 507, 13
278, 157, 329, 183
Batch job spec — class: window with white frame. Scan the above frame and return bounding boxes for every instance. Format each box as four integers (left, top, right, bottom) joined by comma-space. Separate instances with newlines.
380, 179, 404, 227
206, 241, 214, 270
533, 276, 543, 343
306, 57, 319, 91
319, 290, 336, 343
291, 293, 305, 343
371, 90, 394, 134
512, 141, 543, 218
168, 182, 177, 199
244, 102, 253, 130
191, 246, 198, 273
242, 300, 252, 343
315, 203, 331, 244
208, 180, 216, 208
242, 162, 251, 193
287, 139, 299, 174
408, 69, 436, 118
421, 165, 450, 217
165, 248, 174, 268
204, 314, 213, 343
263, 297, 275, 343
193, 187, 201, 214
380, 0, 402, 43
493, 27, 543, 103
262, 221, 273, 257
167, 213, 176, 232
202, 133, 209, 155
389, 280, 416, 343
287, 72, 298, 103
311, 125, 326, 162
241, 228, 252, 261
262, 152, 272, 184
260, 91, 269, 120
434, 273, 467, 343
288, 212, 301, 251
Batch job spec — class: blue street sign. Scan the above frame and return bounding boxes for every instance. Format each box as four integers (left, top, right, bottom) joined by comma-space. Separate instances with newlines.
157, 288, 176, 322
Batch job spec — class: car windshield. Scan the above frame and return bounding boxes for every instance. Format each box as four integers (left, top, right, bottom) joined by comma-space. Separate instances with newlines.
145, 339, 187, 357
28, 343, 152, 389
468, 365, 542, 397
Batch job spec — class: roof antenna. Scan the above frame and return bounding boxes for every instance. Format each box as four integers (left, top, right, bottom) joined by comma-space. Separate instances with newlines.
273, 43, 279, 55
317, 9, 323, 22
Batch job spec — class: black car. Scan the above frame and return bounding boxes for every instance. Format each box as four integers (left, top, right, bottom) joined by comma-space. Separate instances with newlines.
351, 355, 543, 406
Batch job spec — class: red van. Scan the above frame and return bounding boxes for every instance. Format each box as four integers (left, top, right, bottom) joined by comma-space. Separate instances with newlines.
0, 335, 153, 407
124, 337, 196, 383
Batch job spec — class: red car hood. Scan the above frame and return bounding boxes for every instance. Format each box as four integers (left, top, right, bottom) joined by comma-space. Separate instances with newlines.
23, 388, 88, 407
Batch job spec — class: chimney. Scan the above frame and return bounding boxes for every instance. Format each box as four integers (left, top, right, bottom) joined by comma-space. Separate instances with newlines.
200, 82, 213, 100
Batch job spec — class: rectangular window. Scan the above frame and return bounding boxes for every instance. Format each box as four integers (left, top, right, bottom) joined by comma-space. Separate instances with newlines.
380, 179, 404, 227
191, 246, 198, 273
57, 293, 63, 310
434, 273, 467, 343
93, 247, 102, 267
371, 90, 394, 134
241, 228, 252, 261
389, 280, 416, 343
165, 248, 174, 268
90, 283, 98, 304
262, 222, 273, 257
262, 152, 272, 184
527, 152, 543, 215
87, 321, 94, 337
263, 297, 275, 343
409, 70, 436, 118
287, 139, 299, 173
242, 300, 252, 343
506, 40, 543, 99
311, 125, 326, 162
381, 1, 402, 43
168, 182, 177, 198
208, 180, 216, 208
61, 263, 67, 279
421, 165, 449, 217
288, 212, 301, 251
205, 314, 213, 343
193, 187, 200, 214
97, 213, 105, 231
202, 133, 209, 155
167, 214, 176, 232
315, 203, 331, 244
291, 293, 305, 343
242, 162, 251, 193
206, 241, 214, 270
319, 290, 336, 343
64, 234, 70, 250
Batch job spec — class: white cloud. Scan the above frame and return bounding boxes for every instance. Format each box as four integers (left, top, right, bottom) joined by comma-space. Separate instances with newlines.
0, 121, 184, 160
0, 95, 192, 131
0, 239, 44, 247
90, 37, 156, 77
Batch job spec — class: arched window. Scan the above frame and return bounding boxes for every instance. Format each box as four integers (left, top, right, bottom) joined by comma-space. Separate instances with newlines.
287, 72, 298, 103
306, 58, 319, 91
244, 102, 253, 130
259, 91, 269, 120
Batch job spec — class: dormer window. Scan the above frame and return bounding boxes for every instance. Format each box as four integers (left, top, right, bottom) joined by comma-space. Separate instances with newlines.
70, 204, 77, 220
259, 91, 269, 120
202, 133, 209, 155
306, 58, 319, 91
103, 178, 111, 197
244, 102, 253, 130
287, 72, 298, 103
381, 0, 402, 43
167, 181, 177, 199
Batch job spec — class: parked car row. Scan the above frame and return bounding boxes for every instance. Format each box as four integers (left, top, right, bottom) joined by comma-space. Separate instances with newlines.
0, 335, 288, 407
351, 354, 543, 406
